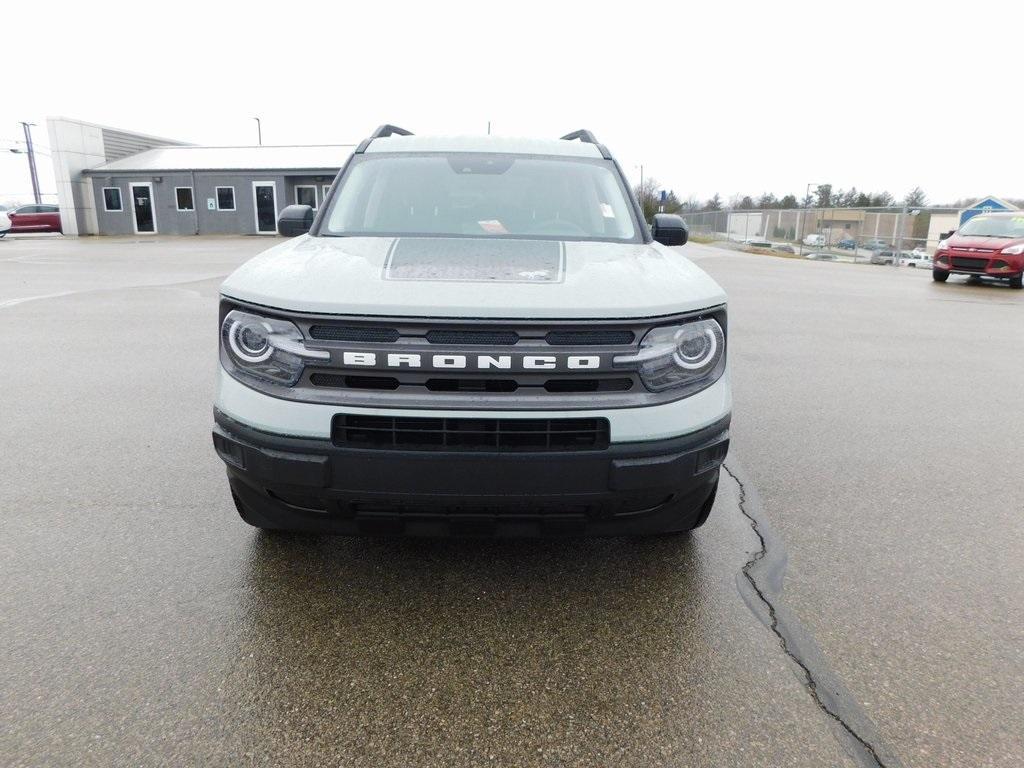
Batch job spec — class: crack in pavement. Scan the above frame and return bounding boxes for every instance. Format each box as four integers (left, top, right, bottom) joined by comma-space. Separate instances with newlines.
722, 462, 904, 768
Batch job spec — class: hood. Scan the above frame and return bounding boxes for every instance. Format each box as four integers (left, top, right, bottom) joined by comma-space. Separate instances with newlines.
220, 235, 726, 319
947, 234, 1023, 251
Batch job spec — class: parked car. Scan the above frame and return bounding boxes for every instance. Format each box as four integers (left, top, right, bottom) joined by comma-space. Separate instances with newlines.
213, 125, 731, 537
0, 208, 11, 238
932, 211, 1024, 289
743, 236, 772, 248
911, 247, 929, 258
6, 204, 62, 233
871, 249, 897, 265
802, 233, 826, 246
863, 240, 888, 251
900, 252, 932, 268
771, 243, 795, 254
804, 252, 836, 260
836, 238, 856, 250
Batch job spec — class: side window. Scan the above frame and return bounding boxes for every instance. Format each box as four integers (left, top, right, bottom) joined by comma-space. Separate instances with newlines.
19, 205, 39, 214
216, 186, 235, 211
175, 187, 195, 211
42, 205, 59, 212
102, 188, 123, 212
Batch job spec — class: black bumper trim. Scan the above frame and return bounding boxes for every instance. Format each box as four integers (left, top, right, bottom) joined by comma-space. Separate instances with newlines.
212, 409, 730, 536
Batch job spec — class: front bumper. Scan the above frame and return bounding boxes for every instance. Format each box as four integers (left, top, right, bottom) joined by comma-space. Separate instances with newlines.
213, 410, 730, 537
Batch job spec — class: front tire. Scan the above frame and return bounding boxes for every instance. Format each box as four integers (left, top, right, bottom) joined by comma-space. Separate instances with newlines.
932, 269, 949, 282
1011, 273, 1023, 290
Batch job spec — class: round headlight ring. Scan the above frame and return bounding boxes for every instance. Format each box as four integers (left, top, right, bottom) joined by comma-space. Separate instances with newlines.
672, 326, 718, 370
228, 319, 274, 363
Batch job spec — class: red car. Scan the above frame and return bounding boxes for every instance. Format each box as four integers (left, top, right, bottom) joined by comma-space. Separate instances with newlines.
933, 211, 1024, 289
6, 204, 62, 233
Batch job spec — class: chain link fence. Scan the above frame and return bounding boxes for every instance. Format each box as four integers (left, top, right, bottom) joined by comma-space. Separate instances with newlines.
679, 206, 960, 266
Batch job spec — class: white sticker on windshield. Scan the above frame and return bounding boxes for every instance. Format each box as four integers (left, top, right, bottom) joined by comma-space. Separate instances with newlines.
478, 219, 509, 234
600, 203, 615, 218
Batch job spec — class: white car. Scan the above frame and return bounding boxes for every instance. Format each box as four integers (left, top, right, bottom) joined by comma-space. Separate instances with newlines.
900, 252, 931, 268
0, 209, 11, 238
804, 251, 836, 260
803, 233, 826, 246
212, 126, 731, 537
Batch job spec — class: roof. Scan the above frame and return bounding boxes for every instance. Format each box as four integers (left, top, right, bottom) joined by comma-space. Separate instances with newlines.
83, 144, 354, 174
364, 135, 605, 158
959, 195, 1019, 213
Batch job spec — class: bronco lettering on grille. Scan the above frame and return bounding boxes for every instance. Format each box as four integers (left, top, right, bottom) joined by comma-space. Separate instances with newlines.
338, 352, 604, 371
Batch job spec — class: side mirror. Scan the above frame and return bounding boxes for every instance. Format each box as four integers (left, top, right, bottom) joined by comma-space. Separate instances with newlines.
651, 213, 688, 246
277, 204, 314, 236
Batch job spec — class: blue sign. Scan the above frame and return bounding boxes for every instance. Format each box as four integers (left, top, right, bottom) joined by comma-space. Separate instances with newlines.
959, 196, 1016, 226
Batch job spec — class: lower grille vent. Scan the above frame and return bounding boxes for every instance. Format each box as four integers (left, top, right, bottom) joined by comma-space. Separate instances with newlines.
310, 373, 399, 390
951, 257, 989, 271
333, 415, 610, 451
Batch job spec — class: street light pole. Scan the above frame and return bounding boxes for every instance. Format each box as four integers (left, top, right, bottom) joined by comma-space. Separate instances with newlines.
20, 122, 41, 205
252, 117, 262, 146
799, 182, 819, 257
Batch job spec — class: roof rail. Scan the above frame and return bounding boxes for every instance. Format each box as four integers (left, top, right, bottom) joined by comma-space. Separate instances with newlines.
356, 124, 414, 153
559, 129, 599, 145
371, 124, 414, 139
559, 129, 611, 160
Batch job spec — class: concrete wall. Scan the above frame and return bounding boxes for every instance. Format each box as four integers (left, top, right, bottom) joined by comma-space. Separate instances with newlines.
89, 171, 338, 235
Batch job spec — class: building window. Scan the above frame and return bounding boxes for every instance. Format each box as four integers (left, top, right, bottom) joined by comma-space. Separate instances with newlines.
216, 186, 236, 211
295, 185, 317, 209
102, 187, 123, 212
175, 187, 195, 211
322, 184, 331, 204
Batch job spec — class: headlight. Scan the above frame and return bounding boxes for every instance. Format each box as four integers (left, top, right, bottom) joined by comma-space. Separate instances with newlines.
1001, 243, 1024, 255
221, 309, 328, 386
614, 318, 726, 394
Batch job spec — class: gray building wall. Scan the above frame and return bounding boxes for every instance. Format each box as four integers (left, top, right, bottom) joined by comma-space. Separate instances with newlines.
88, 169, 339, 235
47, 117, 189, 235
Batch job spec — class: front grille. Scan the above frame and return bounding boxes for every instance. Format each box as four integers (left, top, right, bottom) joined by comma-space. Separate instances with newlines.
310, 374, 633, 394
425, 329, 519, 345
333, 415, 610, 451
543, 378, 633, 393
310, 373, 400, 390
951, 257, 989, 271
425, 378, 518, 392
545, 330, 635, 345
309, 325, 400, 342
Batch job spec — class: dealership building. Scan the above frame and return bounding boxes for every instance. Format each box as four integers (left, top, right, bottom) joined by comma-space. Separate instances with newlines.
47, 117, 352, 236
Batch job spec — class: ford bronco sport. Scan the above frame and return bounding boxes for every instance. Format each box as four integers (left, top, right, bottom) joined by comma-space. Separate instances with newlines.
212, 126, 731, 536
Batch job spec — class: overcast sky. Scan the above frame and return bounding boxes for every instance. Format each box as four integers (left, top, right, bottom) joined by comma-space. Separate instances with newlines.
2, 0, 1020, 207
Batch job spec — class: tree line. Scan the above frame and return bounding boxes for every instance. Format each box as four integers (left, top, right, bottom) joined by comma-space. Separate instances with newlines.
634, 180, 935, 218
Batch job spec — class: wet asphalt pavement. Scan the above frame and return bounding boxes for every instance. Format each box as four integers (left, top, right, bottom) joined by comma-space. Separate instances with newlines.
1, 236, 1021, 767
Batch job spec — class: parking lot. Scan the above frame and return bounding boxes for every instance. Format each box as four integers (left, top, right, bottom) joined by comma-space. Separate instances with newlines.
2, 236, 1022, 767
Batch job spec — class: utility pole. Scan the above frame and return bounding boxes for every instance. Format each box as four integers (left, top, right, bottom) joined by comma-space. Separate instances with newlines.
252, 117, 262, 146
20, 122, 41, 205
487, 121, 491, 135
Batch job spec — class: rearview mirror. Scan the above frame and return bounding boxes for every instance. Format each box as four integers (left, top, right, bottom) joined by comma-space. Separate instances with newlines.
277, 204, 314, 236
651, 213, 688, 246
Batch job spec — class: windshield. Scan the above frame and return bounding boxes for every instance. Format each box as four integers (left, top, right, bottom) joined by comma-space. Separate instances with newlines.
958, 215, 1024, 238
320, 153, 639, 242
